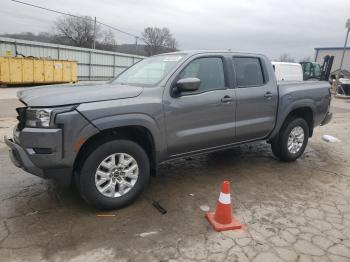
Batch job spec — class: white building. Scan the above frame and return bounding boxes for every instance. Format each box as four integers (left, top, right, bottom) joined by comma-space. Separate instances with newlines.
315, 47, 350, 74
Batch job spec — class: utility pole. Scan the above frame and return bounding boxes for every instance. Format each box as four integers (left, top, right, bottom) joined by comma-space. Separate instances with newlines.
135, 36, 139, 55
336, 18, 350, 95
92, 16, 97, 49
339, 18, 350, 74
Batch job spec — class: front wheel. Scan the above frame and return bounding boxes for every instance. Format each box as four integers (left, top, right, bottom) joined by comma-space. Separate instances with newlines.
271, 117, 309, 162
78, 139, 150, 210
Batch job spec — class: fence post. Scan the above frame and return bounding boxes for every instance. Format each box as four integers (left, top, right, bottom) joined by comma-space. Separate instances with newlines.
113, 55, 116, 78
89, 51, 92, 81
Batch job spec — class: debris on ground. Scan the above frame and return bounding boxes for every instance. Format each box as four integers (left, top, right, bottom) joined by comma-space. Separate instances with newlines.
139, 231, 159, 237
96, 213, 116, 217
152, 201, 167, 214
322, 135, 341, 143
189, 193, 194, 197
200, 205, 210, 212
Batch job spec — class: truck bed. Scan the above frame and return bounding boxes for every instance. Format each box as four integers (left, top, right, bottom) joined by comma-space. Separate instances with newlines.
276, 80, 331, 130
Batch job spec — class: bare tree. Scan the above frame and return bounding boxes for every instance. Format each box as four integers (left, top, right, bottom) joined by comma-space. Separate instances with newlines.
142, 27, 178, 56
300, 56, 312, 62
166, 38, 178, 50
101, 30, 117, 46
279, 53, 295, 63
54, 15, 118, 51
54, 15, 100, 48
97, 29, 118, 51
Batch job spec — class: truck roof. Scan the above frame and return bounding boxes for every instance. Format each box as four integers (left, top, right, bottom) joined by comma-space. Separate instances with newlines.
158, 50, 266, 57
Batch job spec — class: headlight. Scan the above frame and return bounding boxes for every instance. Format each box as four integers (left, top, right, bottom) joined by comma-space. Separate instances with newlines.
26, 108, 53, 128
25, 105, 77, 128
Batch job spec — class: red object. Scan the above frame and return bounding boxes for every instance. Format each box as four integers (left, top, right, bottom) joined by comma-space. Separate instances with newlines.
205, 181, 242, 231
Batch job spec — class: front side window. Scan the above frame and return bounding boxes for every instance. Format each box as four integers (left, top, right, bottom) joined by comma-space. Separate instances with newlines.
178, 57, 226, 94
112, 54, 184, 87
234, 57, 264, 87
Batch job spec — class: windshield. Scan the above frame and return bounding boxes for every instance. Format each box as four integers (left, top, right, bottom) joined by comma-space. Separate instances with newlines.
112, 54, 185, 87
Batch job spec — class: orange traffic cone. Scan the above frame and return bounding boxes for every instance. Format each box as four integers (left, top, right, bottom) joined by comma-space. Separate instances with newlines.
205, 181, 242, 231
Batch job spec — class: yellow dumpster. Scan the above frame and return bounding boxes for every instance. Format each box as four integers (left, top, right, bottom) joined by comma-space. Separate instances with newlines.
0, 57, 77, 86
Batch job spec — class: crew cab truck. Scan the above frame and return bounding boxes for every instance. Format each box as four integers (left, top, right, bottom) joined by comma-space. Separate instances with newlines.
4, 51, 332, 210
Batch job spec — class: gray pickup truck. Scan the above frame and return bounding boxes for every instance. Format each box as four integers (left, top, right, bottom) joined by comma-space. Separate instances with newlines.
5, 51, 332, 210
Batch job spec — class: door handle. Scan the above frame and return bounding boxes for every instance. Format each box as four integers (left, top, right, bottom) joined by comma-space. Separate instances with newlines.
221, 96, 233, 103
264, 92, 273, 99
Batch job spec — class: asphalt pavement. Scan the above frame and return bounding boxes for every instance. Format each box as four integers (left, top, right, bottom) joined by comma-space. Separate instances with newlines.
1, 89, 350, 261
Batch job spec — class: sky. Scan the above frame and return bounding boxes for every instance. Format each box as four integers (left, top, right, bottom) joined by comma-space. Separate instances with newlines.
1, 0, 350, 61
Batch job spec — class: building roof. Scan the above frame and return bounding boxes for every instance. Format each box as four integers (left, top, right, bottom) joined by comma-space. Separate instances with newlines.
315, 47, 350, 51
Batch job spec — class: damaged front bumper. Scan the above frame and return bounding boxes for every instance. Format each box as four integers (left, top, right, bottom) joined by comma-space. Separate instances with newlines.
5, 135, 44, 177
4, 134, 73, 186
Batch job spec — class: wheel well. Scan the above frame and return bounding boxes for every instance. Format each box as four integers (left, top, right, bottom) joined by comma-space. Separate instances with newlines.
74, 125, 156, 177
286, 107, 314, 137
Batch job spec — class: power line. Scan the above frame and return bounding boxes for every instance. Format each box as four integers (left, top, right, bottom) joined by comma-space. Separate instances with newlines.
97, 21, 139, 38
11, 0, 85, 19
10, 0, 140, 39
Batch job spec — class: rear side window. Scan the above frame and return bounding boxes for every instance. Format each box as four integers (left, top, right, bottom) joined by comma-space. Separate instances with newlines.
234, 57, 264, 87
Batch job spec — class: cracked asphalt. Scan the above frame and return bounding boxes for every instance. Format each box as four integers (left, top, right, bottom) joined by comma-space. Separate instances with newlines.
1, 89, 350, 261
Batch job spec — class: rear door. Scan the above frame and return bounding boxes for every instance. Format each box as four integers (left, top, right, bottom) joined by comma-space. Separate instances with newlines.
233, 56, 277, 142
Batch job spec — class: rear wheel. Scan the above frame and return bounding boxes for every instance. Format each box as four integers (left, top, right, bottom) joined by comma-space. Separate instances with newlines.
78, 139, 150, 210
271, 117, 309, 162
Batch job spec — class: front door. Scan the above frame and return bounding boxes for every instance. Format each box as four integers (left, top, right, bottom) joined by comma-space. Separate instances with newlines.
163, 56, 236, 157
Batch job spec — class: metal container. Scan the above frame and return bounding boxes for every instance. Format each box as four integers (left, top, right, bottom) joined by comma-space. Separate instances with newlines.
0, 37, 144, 81
0, 57, 77, 86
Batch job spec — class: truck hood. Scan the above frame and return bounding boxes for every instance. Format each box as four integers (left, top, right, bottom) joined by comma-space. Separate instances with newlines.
17, 83, 143, 107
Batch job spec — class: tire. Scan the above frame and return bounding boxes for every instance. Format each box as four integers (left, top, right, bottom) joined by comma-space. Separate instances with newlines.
271, 117, 309, 162
78, 139, 150, 210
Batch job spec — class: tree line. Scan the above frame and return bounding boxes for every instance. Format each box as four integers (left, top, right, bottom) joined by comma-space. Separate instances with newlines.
278, 53, 311, 63
1, 15, 178, 56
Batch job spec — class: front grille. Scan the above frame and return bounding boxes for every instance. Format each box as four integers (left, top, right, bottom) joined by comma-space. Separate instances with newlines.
16, 107, 27, 130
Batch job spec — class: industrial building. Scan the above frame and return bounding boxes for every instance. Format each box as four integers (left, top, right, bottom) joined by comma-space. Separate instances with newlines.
315, 47, 350, 74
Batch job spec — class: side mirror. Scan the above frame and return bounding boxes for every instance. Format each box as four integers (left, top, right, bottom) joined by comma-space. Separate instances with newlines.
175, 77, 200, 92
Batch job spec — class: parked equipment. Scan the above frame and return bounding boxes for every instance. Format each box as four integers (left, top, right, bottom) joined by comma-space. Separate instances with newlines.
300, 62, 321, 80
0, 57, 77, 86
300, 55, 334, 81
320, 55, 334, 81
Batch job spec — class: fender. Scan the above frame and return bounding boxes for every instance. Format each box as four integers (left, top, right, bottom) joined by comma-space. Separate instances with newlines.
56, 110, 100, 165
91, 113, 167, 162
268, 98, 316, 140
